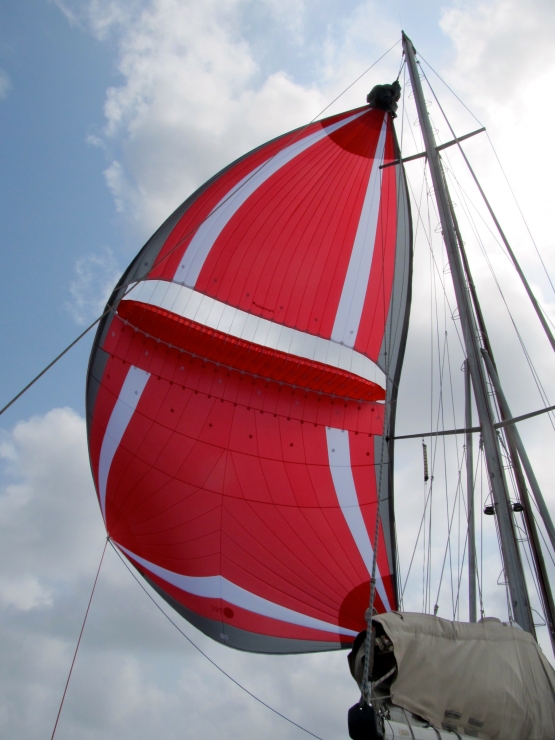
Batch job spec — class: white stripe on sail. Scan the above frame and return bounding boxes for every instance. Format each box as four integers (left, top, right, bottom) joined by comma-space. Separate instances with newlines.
122, 279, 386, 391
98, 365, 150, 520
115, 543, 357, 638
325, 426, 391, 611
331, 114, 388, 347
173, 110, 368, 287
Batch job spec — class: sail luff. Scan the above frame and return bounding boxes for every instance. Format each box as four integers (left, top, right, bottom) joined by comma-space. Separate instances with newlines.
376, 121, 413, 611
402, 32, 535, 635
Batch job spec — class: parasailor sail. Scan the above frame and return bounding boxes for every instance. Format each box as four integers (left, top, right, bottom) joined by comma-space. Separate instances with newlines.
86, 102, 412, 653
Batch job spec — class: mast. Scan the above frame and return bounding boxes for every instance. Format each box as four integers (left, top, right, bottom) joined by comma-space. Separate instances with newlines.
402, 33, 535, 635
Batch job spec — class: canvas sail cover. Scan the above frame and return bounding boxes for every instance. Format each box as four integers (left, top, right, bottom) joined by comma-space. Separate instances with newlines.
367, 613, 555, 740
86, 104, 412, 653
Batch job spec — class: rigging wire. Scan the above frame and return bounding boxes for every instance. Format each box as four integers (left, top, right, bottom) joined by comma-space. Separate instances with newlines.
0, 42, 402, 419
417, 57, 555, 298
425, 90, 555, 624
397, 86, 466, 612
449, 431, 485, 622
433, 452, 464, 615
453, 530, 469, 619
0, 309, 109, 417
401, 483, 434, 600
425, 202, 436, 612
498, 431, 546, 612
490, 487, 514, 623
470, 442, 486, 618
51, 539, 108, 740
405, 73, 543, 613
435, 335, 451, 614
484, 134, 555, 296
425, 73, 538, 311
403, 71, 462, 612
415, 55, 484, 129
440, 154, 555, 437
428, 221, 462, 614
399, 327, 452, 608
416, 71, 555, 625
109, 540, 324, 740
442, 166, 555, 335
400, 107, 465, 354
535, 509, 555, 569
439, 338, 456, 616
442, 163, 555, 431
422, 68, 555, 381
314, 39, 401, 121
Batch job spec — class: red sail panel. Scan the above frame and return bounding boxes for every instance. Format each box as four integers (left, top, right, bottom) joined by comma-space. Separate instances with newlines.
86, 103, 412, 653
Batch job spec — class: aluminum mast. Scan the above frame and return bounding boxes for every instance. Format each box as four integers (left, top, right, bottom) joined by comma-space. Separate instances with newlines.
402, 32, 535, 635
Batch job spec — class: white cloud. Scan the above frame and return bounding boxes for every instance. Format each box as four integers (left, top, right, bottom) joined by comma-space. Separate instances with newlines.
436, 0, 555, 290
0, 408, 359, 738
66, 247, 121, 325
0, 409, 103, 581
440, 0, 555, 100
53, 0, 141, 37
93, 0, 328, 233
61, 0, 402, 237
0, 69, 12, 101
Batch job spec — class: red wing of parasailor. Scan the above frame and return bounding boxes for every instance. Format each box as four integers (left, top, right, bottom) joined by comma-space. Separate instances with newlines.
86, 104, 412, 653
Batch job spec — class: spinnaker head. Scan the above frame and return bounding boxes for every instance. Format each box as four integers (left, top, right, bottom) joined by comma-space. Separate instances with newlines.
366, 80, 402, 116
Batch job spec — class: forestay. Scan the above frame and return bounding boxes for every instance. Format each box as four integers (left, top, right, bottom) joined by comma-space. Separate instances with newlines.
86, 104, 412, 653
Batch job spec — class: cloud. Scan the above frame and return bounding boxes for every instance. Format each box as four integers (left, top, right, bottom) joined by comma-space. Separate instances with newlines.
94, 0, 328, 234
53, 0, 141, 37
390, 2, 555, 643
440, 0, 555, 101
0, 69, 12, 100
61, 0, 401, 238
66, 247, 121, 325
0, 399, 542, 739
0, 409, 102, 586
436, 0, 555, 285
0, 408, 360, 739
56, 0, 555, 627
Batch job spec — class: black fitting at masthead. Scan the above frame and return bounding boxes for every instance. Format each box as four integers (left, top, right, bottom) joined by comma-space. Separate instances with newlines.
367, 80, 401, 116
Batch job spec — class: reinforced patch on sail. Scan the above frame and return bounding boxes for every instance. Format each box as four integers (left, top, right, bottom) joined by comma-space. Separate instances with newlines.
86, 103, 413, 653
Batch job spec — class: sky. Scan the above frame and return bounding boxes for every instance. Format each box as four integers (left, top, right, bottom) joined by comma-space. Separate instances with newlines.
2, 0, 555, 738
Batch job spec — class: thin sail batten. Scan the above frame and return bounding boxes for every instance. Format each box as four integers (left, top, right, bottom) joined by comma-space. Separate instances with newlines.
86, 103, 413, 653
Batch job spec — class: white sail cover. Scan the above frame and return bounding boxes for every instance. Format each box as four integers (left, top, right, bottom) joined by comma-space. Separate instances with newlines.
373, 612, 555, 739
